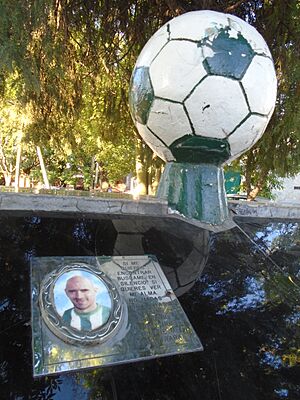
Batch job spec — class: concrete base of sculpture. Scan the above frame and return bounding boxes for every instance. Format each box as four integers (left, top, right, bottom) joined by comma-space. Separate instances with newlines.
0, 191, 214, 297
1, 191, 299, 230
156, 162, 228, 226
0, 191, 235, 232
1, 191, 299, 299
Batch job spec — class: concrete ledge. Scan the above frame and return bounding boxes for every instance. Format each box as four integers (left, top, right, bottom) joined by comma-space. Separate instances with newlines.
229, 200, 300, 219
0, 192, 235, 233
0, 192, 169, 218
2, 193, 299, 233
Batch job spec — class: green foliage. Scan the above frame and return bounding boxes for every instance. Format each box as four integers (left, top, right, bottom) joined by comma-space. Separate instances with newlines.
0, 1, 299, 194
238, 0, 300, 197
0, 0, 142, 186
0, 75, 38, 184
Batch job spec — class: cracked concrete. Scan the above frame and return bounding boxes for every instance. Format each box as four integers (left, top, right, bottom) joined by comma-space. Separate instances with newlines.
229, 200, 300, 220
0, 192, 168, 219
0, 193, 298, 233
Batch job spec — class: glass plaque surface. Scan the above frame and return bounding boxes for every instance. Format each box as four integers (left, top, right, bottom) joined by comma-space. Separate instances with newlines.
31, 255, 203, 376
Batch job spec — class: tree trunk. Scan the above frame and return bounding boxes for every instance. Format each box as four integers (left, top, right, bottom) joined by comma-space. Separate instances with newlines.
135, 139, 152, 195
94, 161, 99, 188
0, 140, 13, 187
135, 140, 166, 196
36, 146, 50, 189
248, 183, 262, 200
150, 157, 164, 195
245, 152, 254, 199
4, 172, 12, 187
14, 142, 22, 192
244, 150, 268, 200
248, 171, 268, 200
90, 156, 95, 189
136, 158, 147, 195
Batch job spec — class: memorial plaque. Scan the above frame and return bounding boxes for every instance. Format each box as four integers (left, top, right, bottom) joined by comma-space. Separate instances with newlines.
31, 255, 203, 376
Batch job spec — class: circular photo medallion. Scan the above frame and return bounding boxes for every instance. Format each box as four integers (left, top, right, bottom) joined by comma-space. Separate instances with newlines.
39, 263, 125, 345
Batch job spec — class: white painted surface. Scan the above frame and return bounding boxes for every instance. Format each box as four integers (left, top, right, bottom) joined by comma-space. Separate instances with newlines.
147, 99, 192, 145
135, 26, 169, 68
228, 114, 268, 161
227, 14, 272, 56
242, 55, 277, 115
184, 76, 248, 138
150, 40, 207, 102
136, 122, 175, 161
169, 10, 227, 41
130, 10, 277, 163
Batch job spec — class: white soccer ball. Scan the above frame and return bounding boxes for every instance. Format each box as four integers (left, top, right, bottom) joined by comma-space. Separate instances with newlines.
129, 10, 277, 164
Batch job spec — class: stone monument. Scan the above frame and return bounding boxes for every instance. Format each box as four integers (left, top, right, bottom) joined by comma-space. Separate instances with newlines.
129, 10, 277, 225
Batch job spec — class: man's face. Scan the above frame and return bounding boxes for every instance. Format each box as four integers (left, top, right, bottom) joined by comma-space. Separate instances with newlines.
65, 276, 97, 313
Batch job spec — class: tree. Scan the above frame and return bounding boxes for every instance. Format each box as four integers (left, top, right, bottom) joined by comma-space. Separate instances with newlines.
0, 1, 248, 192
0, 0, 139, 187
237, 1, 300, 199
0, 1, 299, 196
0, 73, 38, 187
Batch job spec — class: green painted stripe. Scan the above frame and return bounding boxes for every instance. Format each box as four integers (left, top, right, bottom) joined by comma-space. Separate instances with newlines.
154, 96, 183, 105
227, 112, 251, 138
167, 23, 171, 40
169, 38, 201, 43
228, 111, 267, 137
150, 40, 170, 66
206, 72, 240, 81
170, 135, 230, 164
146, 125, 171, 149
183, 103, 196, 136
251, 111, 269, 118
156, 162, 228, 224
202, 58, 211, 75
183, 75, 208, 102
254, 52, 273, 61
195, 171, 203, 220
239, 81, 251, 113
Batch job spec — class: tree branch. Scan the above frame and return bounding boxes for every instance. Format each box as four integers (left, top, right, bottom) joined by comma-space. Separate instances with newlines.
0, 136, 9, 174
225, 0, 245, 13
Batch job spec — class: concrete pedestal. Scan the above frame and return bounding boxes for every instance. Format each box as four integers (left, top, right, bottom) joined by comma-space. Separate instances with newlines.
156, 162, 228, 225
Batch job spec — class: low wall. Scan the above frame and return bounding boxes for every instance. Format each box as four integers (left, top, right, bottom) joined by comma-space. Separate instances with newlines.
1, 193, 298, 234
229, 200, 300, 220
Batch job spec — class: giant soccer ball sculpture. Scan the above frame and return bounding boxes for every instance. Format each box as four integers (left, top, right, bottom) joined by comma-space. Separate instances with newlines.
129, 10, 277, 225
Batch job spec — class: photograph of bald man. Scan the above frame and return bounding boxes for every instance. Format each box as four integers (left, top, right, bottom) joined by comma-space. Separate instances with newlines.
62, 275, 111, 331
